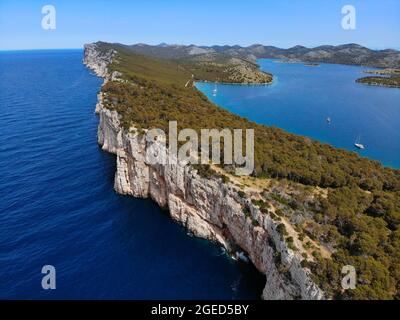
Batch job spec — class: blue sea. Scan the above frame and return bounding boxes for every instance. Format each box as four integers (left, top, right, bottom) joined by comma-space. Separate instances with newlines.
196, 59, 400, 169
0, 50, 264, 299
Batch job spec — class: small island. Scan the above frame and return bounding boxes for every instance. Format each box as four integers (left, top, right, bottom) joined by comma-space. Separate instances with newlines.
304, 63, 320, 67
356, 68, 400, 88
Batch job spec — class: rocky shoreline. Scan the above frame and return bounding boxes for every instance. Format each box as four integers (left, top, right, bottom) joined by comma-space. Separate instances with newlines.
356, 81, 400, 88
83, 43, 325, 300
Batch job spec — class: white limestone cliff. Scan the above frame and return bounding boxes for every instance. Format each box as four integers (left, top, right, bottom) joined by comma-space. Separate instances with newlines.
84, 43, 325, 300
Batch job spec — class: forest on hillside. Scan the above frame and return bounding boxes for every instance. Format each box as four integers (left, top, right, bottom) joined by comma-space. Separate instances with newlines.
98, 42, 400, 299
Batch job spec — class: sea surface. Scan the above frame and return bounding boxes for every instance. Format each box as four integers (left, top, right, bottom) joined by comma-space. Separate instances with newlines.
0, 50, 264, 299
196, 59, 400, 168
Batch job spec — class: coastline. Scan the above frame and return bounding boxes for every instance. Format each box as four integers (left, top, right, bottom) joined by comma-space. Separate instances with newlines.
355, 79, 400, 89
83, 43, 325, 300
194, 79, 274, 86
82, 41, 400, 300
356, 81, 400, 89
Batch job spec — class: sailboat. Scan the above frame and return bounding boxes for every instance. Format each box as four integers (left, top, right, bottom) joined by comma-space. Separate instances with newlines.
212, 83, 218, 96
354, 135, 365, 149
326, 117, 331, 124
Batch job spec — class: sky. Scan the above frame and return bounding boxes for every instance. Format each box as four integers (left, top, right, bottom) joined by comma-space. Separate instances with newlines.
0, 0, 399, 50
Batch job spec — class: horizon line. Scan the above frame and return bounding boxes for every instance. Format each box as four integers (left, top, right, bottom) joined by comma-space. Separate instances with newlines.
0, 48, 82, 52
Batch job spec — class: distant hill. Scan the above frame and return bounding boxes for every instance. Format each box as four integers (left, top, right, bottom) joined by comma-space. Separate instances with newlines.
125, 43, 400, 68
125, 43, 215, 60
99, 42, 272, 84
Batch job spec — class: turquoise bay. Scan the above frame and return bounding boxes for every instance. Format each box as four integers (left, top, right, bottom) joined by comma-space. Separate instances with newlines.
196, 59, 400, 169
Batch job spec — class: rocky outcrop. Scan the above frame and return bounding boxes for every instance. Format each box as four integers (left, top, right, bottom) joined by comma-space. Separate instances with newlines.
84, 43, 121, 81
84, 43, 325, 300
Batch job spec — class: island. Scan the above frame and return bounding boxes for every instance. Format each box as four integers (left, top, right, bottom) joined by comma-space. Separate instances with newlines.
356, 68, 400, 88
84, 42, 400, 300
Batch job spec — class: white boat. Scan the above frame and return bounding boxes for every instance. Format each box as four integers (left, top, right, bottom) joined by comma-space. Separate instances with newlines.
212, 83, 218, 96
326, 117, 331, 124
354, 135, 365, 149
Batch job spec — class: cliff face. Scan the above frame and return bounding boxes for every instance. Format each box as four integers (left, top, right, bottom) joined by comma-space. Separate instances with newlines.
83, 44, 121, 81
84, 43, 325, 300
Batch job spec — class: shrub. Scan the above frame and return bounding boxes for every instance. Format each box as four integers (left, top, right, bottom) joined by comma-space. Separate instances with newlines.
237, 190, 246, 198
277, 223, 288, 237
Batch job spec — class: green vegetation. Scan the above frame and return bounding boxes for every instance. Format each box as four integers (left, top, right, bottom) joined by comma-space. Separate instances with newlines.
286, 236, 297, 251
251, 199, 270, 214
95, 42, 400, 299
356, 76, 400, 88
364, 68, 400, 76
237, 190, 246, 198
180, 54, 273, 84
99, 42, 271, 86
307, 186, 400, 299
277, 223, 288, 238
252, 219, 260, 227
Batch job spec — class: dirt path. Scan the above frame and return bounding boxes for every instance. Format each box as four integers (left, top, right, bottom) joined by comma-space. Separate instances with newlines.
211, 165, 332, 261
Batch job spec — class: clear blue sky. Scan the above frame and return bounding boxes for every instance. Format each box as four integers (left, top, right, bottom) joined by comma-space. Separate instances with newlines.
0, 0, 399, 50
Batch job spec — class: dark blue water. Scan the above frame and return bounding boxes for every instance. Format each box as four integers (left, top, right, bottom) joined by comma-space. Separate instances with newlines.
0, 50, 264, 299
196, 59, 400, 168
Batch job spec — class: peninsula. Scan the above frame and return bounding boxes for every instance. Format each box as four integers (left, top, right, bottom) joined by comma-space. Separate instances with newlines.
84, 42, 400, 300
356, 68, 400, 88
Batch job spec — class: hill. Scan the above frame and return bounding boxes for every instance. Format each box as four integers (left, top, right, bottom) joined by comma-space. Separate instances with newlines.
126, 43, 400, 68
86, 42, 400, 299
101, 42, 272, 85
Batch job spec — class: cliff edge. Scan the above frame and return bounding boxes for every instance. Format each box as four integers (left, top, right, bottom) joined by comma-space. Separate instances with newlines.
83, 43, 324, 300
